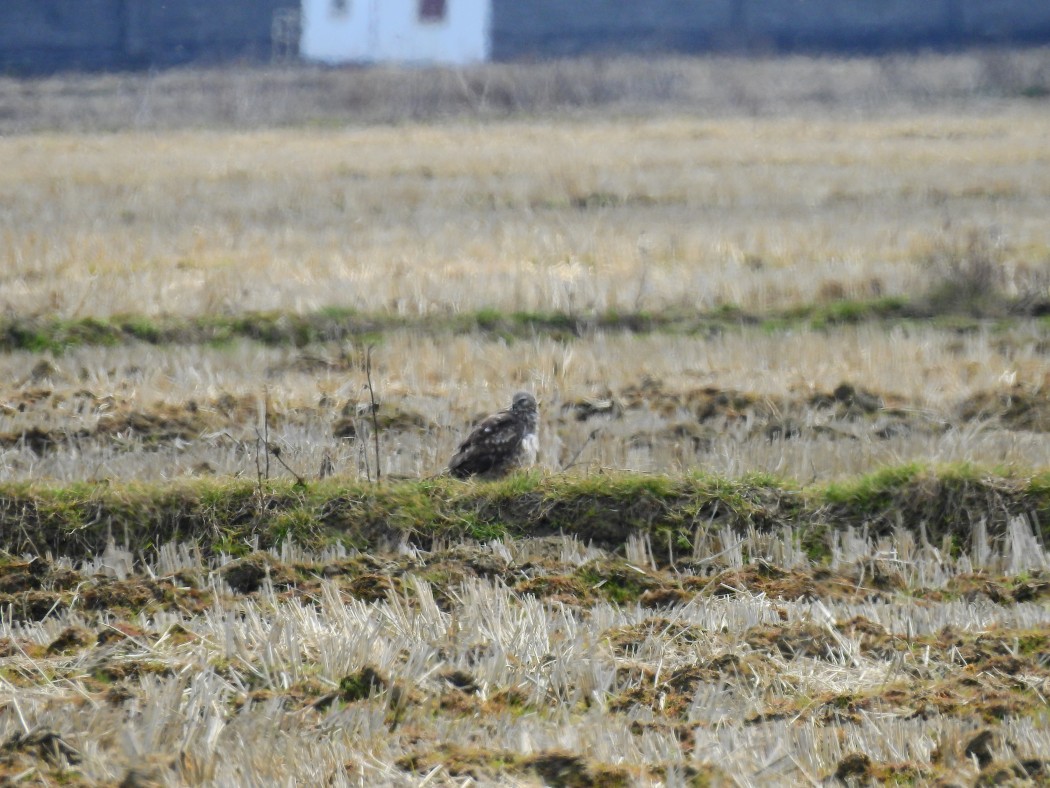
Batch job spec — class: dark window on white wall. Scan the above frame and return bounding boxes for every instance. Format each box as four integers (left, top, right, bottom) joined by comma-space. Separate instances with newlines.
419, 0, 447, 22
330, 0, 349, 16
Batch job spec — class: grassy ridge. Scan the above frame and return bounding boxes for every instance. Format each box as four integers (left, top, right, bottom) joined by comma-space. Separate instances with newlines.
2, 464, 1048, 561
5, 296, 1048, 353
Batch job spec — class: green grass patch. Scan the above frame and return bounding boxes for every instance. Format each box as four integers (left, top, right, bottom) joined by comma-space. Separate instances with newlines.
2, 465, 1048, 563
824, 462, 927, 510
808, 296, 911, 328
3, 296, 1049, 354
118, 315, 163, 343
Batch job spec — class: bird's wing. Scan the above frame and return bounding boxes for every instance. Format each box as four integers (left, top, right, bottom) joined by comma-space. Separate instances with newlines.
449, 409, 523, 475
456, 410, 521, 451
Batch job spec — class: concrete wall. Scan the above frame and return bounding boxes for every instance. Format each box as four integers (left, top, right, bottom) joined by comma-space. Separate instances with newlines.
302, 0, 489, 65
960, 0, 1050, 39
123, 2, 290, 65
301, 0, 374, 64
370, 0, 488, 64
490, 0, 739, 59
490, 0, 1050, 59
0, 0, 292, 74
744, 0, 956, 49
0, 0, 127, 72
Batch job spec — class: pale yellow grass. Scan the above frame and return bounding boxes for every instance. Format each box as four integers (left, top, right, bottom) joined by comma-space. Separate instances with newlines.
3, 108, 1050, 320
4, 530, 1050, 784
1, 321, 1043, 412
2, 325, 1046, 482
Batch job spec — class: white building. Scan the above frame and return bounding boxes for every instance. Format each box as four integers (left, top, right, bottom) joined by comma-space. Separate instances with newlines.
300, 0, 490, 66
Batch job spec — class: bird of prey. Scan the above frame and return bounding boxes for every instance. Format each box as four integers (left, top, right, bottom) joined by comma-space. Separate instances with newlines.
448, 391, 539, 479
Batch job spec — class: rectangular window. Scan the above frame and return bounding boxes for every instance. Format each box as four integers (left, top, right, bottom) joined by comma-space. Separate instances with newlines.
419, 0, 446, 22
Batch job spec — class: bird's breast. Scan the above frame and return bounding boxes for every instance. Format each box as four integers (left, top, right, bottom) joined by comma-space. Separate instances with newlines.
520, 432, 539, 466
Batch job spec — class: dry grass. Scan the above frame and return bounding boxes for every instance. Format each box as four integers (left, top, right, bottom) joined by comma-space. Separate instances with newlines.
4, 49, 1050, 133
2, 111, 1050, 321
6, 54, 1050, 785
1, 526, 1048, 785
5, 60, 1048, 481
4, 54, 1050, 784
1, 322, 1048, 482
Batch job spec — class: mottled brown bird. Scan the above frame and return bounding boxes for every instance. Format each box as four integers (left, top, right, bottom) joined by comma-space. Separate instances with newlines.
448, 391, 539, 479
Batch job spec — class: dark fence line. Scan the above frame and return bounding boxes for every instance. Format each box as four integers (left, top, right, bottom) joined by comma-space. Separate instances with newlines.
3, 0, 1050, 75
492, 0, 1050, 59
0, 0, 290, 74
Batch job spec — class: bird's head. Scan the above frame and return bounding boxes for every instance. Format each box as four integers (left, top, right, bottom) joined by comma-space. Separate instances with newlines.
511, 391, 538, 414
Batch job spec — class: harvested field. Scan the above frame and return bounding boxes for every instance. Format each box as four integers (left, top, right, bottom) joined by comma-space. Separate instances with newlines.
1, 481, 1049, 784
1, 325, 1049, 482
4, 114, 1050, 322
2, 52, 1050, 785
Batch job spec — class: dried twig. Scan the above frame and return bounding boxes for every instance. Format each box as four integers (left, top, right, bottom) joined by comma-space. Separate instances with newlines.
254, 394, 266, 500
319, 450, 334, 480
561, 427, 603, 471
365, 345, 382, 482
263, 388, 271, 480
359, 418, 371, 483
258, 435, 307, 488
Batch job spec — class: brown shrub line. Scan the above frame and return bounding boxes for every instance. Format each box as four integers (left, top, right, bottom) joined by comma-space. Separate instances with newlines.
5, 52, 1050, 135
